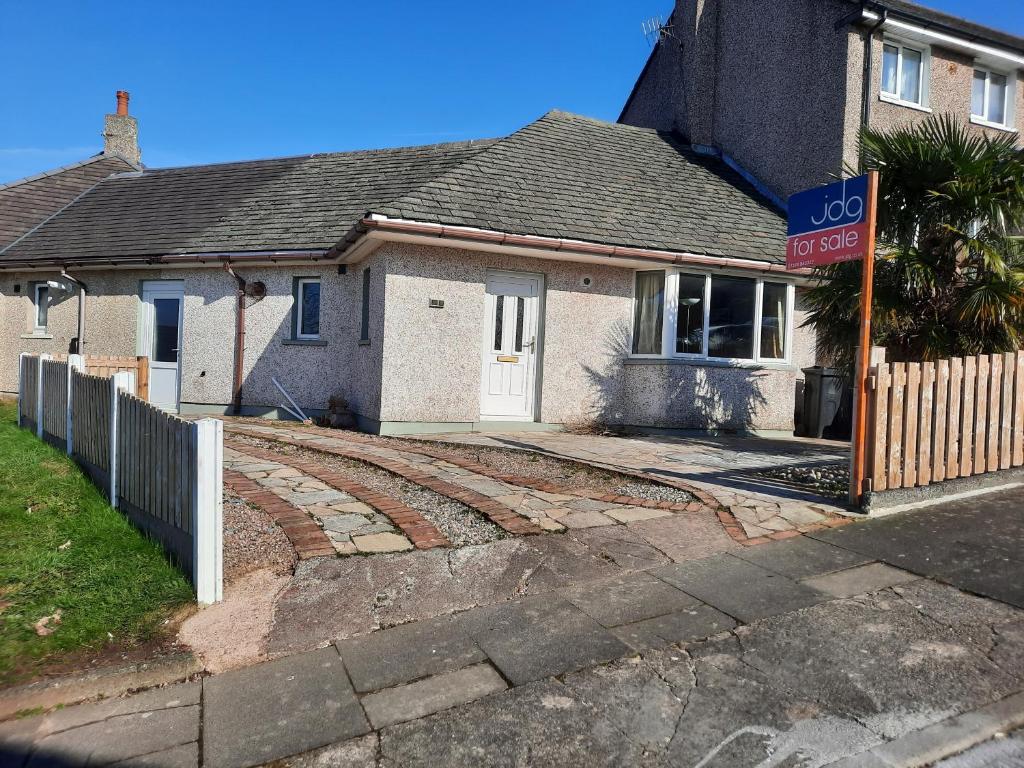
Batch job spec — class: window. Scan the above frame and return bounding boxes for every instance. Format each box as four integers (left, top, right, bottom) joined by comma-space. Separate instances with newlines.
630, 270, 792, 363
631, 270, 665, 355
973, 68, 1013, 128
33, 284, 49, 332
359, 268, 371, 342
881, 42, 927, 106
293, 278, 321, 339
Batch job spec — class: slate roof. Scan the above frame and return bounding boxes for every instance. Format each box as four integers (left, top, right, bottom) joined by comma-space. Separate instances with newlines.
1, 111, 788, 266
0, 141, 494, 263
0, 154, 136, 250
373, 111, 786, 263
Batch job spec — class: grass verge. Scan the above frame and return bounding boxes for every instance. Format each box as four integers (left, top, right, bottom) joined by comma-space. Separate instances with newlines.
0, 400, 192, 686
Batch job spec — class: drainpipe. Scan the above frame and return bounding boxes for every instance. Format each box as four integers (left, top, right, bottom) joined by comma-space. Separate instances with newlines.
861, 5, 889, 130
60, 269, 87, 354
223, 264, 246, 416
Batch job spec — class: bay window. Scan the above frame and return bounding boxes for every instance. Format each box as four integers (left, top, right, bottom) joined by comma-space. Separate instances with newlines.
630, 270, 793, 363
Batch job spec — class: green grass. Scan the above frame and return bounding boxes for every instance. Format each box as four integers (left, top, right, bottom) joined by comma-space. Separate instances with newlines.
0, 400, 192, 685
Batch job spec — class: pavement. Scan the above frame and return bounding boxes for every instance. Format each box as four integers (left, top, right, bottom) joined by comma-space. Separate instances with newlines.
3, 486, 1023, 768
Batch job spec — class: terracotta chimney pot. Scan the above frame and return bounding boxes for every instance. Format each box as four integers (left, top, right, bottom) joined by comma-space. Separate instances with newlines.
116, 90, 130, 116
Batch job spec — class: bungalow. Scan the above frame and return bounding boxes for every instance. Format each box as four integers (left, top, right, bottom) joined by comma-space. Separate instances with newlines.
0, 96, 813, 434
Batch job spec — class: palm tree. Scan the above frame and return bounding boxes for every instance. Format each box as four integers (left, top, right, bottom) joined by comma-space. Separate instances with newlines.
803, 115, 1024, 373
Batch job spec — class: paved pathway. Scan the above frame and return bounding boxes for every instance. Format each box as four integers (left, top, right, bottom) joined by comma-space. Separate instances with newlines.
426, 430, 852, 537
5, 487, 1024, 768
225, 422, 851, 547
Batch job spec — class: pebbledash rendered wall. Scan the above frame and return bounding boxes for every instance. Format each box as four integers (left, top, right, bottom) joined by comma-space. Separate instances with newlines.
375, 242, 815, 433
0, 257, 387, 422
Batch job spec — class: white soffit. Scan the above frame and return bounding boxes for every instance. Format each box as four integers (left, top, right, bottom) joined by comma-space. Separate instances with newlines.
864, 10, 1024, 69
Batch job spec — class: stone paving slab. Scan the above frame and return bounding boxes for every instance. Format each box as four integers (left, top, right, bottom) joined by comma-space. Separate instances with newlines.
732, 535, 875, 580
28, 704, 199, 768
202, 647, 369, 768
610, 604, 737, 651
559, 571, 700, 628
653, 554, 829, 623
361, 663, 507, 729
336, 615, 487, 693
802, 562, 921, 598
454, 595, 632, 685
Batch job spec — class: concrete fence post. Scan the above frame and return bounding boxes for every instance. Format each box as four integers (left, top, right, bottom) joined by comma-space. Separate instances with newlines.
66, 355, 85, 455
35, 353, 51, 439
108, 371, 132, 507
17, 353, 27, 428
193, 418, 224, 605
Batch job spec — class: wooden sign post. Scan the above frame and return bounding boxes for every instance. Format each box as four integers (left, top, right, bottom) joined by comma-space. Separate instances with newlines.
786, 170, 879, 506
849, 170, 880, 506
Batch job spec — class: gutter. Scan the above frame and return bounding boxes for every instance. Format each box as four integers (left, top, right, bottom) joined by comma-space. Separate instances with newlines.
861, 5, 889, 130
333, 214, 808, 277
222, 264, 248, 416
0, 249, 328, 271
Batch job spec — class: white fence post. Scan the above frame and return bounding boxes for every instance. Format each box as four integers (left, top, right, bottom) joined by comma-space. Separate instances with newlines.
66, 355, 85, 455
35, 353, 51, 439
193, 418, 224, 605
108, 371, 132, 507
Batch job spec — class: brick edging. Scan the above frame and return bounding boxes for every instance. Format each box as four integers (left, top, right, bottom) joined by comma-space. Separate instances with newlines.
225, 428, 543, 536
225, 440, 449, 550
223, 469, 335, 559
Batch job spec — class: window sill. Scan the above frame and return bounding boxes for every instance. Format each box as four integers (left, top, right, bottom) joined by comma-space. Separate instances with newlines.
879, 94, 931, 113
623, 356, 796, 372
358, 339, 371, 347
20, 333, 53, 340
282, 338, 327, 347
970, 115, 1018, 133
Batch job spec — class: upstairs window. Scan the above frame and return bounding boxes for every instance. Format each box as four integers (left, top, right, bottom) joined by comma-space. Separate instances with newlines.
294, 278, 321, 339
631, 270, 792, 363
973, 68, 1013, 128
33, 283, 49, 332
881, 42, 927, 107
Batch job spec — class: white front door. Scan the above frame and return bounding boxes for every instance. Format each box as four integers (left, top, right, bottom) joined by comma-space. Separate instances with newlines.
141, 281, 185, 412
479, 271, 542, 420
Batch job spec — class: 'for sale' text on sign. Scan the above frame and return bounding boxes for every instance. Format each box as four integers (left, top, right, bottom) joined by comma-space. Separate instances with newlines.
786, 175, 869, 270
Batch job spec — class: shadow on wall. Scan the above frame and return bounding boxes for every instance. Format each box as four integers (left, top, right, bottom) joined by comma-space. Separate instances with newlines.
579, 319, 769, 432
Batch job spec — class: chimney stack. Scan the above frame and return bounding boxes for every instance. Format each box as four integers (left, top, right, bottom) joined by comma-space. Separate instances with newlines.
103, 90, 141, 166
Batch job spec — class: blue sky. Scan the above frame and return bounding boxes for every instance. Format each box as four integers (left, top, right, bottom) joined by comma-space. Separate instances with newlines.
1, 0, 1022, 184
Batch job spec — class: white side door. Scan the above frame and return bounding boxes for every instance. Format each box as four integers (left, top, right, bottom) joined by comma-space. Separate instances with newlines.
479, 271, 542, 420
140, 281, 185, 412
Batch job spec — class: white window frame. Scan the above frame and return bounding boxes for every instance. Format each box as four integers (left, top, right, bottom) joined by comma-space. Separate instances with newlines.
880, 39, 931, 111
33, 283, 49, 333
971, 66, 1018, 132
295, 277, 321, 340
630, 269, 795, 366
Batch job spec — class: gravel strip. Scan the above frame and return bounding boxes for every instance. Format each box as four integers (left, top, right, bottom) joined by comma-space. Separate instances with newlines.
612, 482, 694, 504
223, 491, 296, 582
756, 463, 849, 499
230, 435, 507, 547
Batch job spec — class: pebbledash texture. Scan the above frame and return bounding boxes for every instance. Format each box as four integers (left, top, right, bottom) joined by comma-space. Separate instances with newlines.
2, 106, 807, 434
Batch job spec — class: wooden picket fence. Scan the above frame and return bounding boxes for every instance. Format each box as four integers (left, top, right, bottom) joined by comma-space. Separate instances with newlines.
16, 353, 222, 604
866, 351, 1024, 492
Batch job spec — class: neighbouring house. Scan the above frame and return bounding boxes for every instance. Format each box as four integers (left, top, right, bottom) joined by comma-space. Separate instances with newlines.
620, 0, 1024, 203
0, 93, 814, 434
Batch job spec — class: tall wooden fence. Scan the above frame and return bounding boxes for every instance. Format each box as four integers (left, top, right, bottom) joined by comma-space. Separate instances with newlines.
55, 354, 150, 401
16, 354, 222, 604
866, 351, 1024, 493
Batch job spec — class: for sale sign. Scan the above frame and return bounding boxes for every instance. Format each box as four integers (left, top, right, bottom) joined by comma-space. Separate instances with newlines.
786, 175, 870, 269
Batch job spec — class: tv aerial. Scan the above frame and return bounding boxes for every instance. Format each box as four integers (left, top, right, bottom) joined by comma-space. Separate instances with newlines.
641, 15, 675, 47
